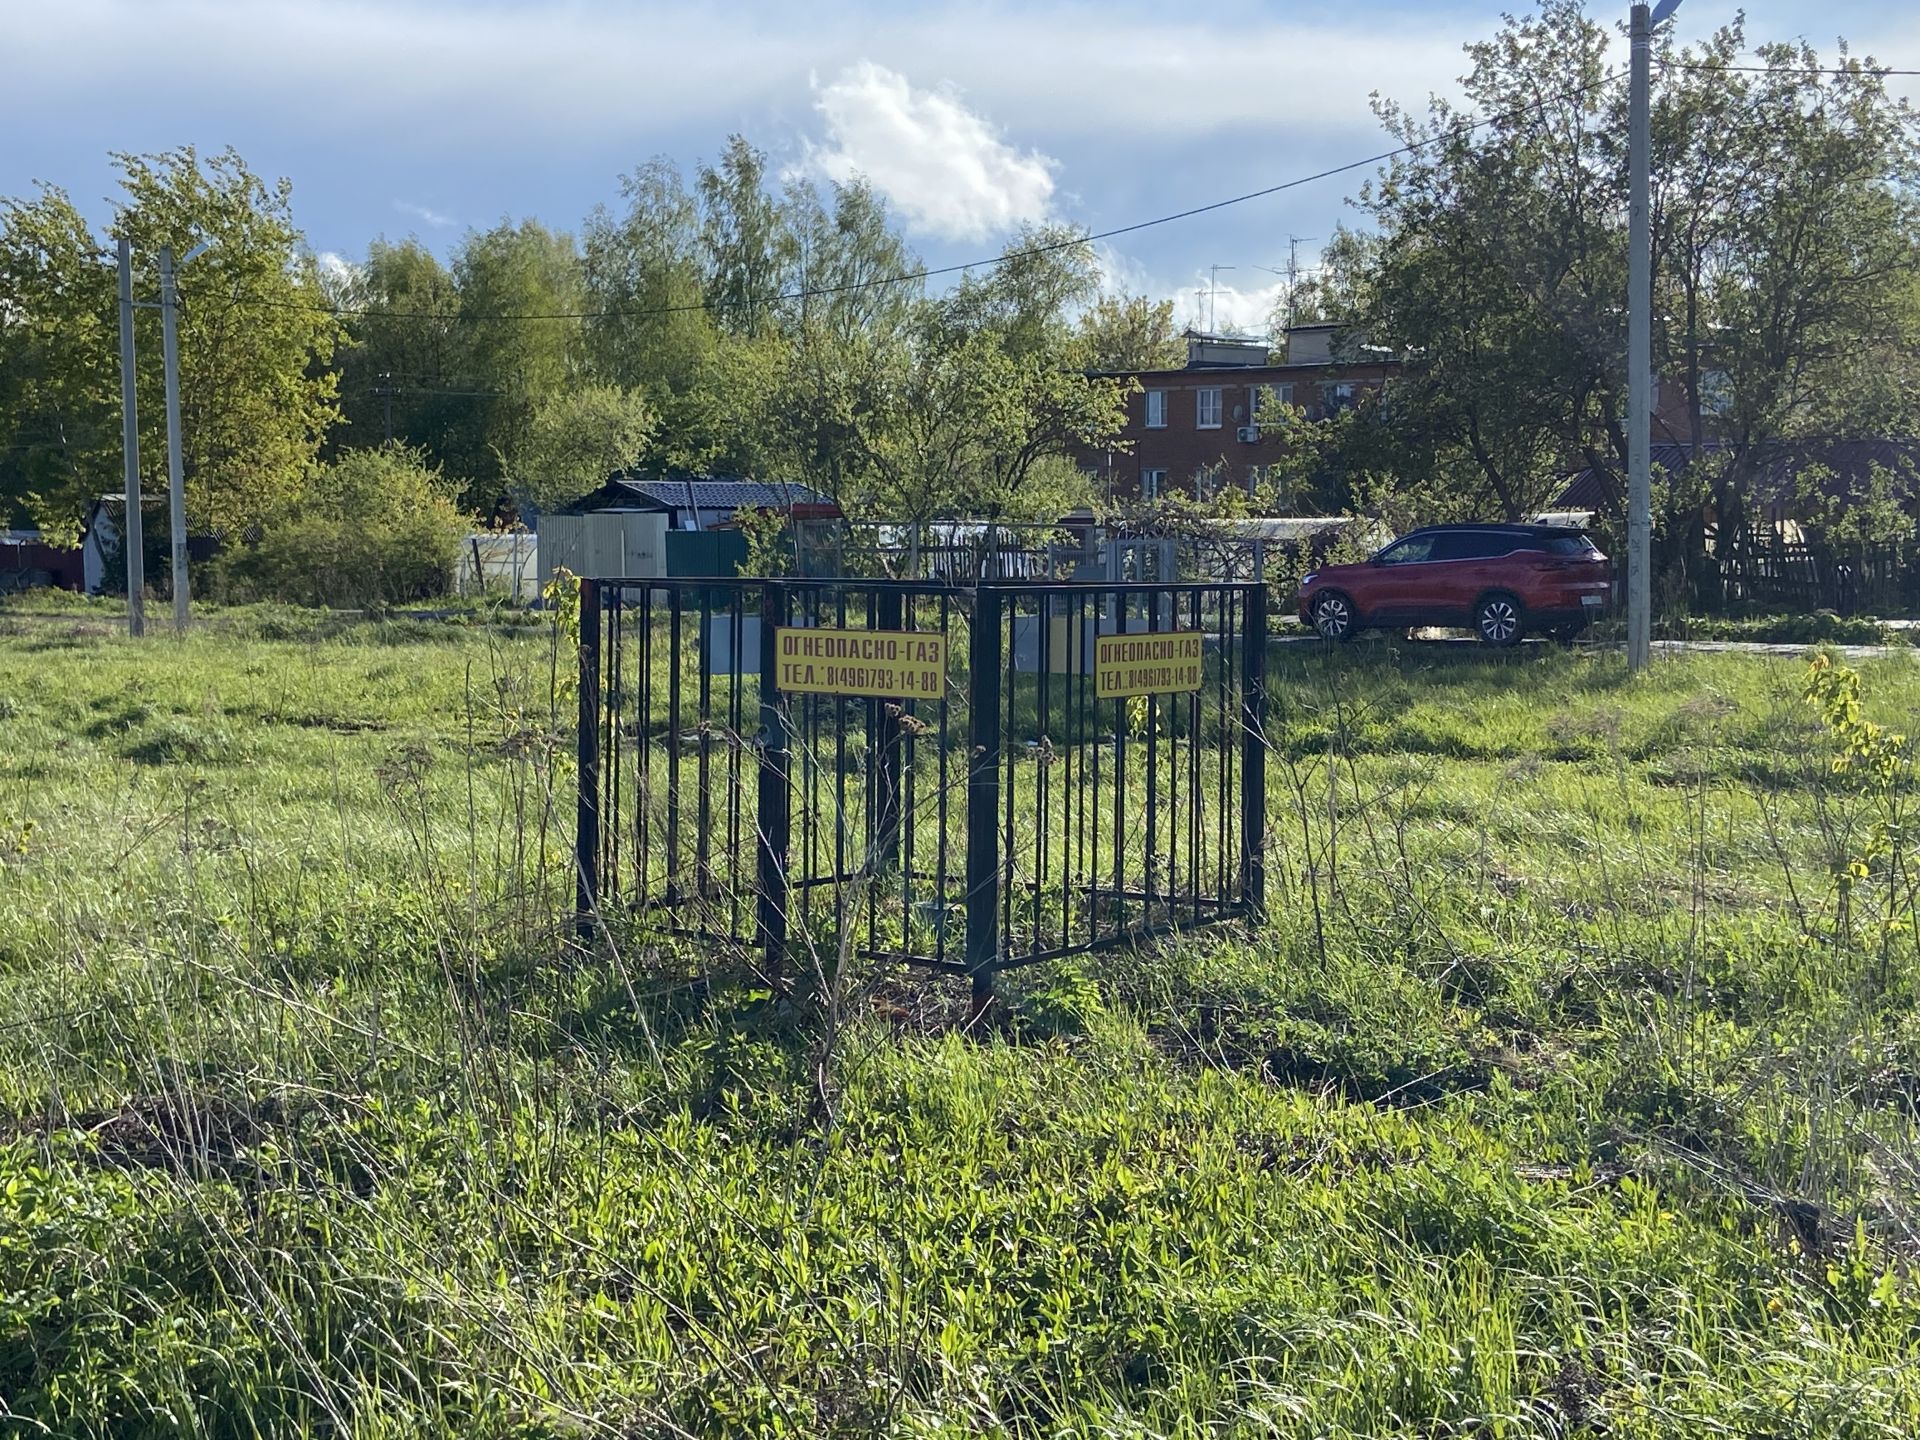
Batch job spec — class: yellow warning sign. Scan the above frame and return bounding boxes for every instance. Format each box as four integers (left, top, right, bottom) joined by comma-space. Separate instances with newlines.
1093, 631, 1204, 699
775, 627, 946, 699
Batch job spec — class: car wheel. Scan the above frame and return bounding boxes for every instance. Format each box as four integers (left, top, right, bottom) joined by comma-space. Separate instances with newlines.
1312, 593, 1357, 642
1475, 593, 1524, 647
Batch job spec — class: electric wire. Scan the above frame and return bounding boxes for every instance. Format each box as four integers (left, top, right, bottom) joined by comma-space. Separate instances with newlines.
1659, 61, 1920, 78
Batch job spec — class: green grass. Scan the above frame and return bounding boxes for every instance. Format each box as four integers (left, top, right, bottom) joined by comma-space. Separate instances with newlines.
1, 609, 1918, 1437
1654, 612, 1918, 647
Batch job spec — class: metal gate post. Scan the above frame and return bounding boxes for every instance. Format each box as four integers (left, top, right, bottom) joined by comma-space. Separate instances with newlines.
575, 578, 603, 940
965, 586, 1004, 1006
873, 588, 906, 871
755, 581, 792, 975
1239, 582, 1268, 923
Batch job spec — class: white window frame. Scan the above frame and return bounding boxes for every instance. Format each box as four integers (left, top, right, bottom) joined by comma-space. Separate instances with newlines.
1141, 467, 1167, 500
1320, 381, 1356, 415
1144, 389, 1167, 429
1195, 387, 1223, 429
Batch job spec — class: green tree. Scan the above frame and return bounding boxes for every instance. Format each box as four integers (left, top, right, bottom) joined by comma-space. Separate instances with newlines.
1346, 2, 1617, 522
1648, 29, 1920, 570
582, 158, 717, 400
0, 147, 340, 536
1342, 1, 1920, 552
445, 219, 586, 511
744, 179, 923, 501
854, 230, 1129, 533
1075, 293, 1184, 371
698, 137, 796, 338
0, 187, 114, 536
781, 179, 920, 339
647, 173, 923, 502
328, 239, 465, 463
503, 384, 654, 513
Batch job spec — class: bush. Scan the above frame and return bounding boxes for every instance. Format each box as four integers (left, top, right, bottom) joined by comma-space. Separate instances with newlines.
1667, 612, 1904, 646
212, 448, 468, 608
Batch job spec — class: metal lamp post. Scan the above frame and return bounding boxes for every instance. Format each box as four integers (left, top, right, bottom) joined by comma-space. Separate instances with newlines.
1628, 0, 1684, 672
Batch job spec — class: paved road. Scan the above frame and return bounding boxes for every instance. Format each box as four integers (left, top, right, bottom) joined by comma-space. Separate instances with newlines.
1272, 626, 1915, 661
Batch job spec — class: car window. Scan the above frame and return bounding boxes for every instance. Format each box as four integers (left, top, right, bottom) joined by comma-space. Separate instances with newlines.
1432, 531, 1513, 561
1376, 535, 1438, 565
1545, 533, 1598, 556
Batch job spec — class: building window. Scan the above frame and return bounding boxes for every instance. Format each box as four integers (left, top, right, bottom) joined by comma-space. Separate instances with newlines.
1249, 383, 1296, 430
1144, 389, 1167, 428
1196, 388, 1222, 429
1141, 468, 1167, 500
1320, 382, 1356, 414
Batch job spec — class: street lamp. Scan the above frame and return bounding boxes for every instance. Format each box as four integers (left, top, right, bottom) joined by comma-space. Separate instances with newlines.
1628, 0, 1684, 672
160, 238, 214, 634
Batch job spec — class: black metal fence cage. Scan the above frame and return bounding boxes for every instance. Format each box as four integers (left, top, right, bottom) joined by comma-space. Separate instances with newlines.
575, 576, 1268, 998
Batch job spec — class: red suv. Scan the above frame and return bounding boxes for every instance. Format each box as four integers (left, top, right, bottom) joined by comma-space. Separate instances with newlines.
1299, 524, 1612, 646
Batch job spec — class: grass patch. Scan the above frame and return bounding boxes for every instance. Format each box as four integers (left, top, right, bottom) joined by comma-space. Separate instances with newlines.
1, 613, 1918, 1435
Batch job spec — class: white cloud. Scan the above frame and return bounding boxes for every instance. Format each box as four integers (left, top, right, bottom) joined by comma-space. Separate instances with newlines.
394, 200, 456, 229
1094, 246, 1298, 342
315, 250, 355, 282
808, 62, 1055, 242
0, 4, 1471, 192
1180, 273, 1290, 339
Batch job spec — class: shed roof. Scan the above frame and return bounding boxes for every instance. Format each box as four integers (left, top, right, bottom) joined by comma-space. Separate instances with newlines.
563, 472, 839, 516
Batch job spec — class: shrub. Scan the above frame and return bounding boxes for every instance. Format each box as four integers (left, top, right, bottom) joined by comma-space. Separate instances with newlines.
212, 447, 468, 608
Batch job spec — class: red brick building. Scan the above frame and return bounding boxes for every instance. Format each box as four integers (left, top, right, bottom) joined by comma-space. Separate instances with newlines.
1080, 324, 1400, 506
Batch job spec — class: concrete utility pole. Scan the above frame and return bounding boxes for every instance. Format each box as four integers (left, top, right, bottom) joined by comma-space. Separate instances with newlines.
158, 239, 212, 634
116, 236, 145, 638
159, 247, 188, 633
1628, 0, 1684, 673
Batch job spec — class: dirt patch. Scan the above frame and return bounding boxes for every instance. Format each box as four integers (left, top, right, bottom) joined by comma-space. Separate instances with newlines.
7, 1090, 376, 1195
78, 1093, 271, 1171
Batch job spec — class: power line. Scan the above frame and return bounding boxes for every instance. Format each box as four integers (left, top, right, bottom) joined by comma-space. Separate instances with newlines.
242, 70, 1626, 327
1658, 60, 1920, 78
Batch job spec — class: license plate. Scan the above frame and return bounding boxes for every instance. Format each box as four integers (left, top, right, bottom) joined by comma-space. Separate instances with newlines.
1581, 594, 1603, 606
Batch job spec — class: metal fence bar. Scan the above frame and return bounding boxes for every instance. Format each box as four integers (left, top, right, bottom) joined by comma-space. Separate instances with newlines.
756, 581, 791, 974
575, 578, 602, 939
966, 586, 1004, 1004
1241, 580, 1268, 922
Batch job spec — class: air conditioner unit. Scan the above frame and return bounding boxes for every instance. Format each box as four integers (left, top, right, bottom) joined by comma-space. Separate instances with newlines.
1236, 425, 1260, 443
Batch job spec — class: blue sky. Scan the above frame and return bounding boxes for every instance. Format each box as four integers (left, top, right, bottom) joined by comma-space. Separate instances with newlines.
5, 1, 1916, 334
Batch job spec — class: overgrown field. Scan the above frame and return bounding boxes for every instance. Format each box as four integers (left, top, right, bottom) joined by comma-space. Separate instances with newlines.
2, 600, 1918, 1437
